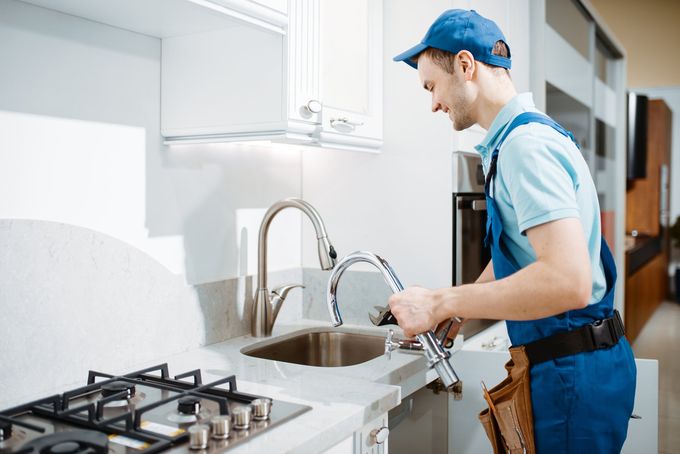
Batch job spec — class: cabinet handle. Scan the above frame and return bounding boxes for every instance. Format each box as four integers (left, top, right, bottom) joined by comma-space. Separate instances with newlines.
370, 426, 389, 445
472, 200, 487, 211
330, 117, 363, 133
300, 99, 322, 118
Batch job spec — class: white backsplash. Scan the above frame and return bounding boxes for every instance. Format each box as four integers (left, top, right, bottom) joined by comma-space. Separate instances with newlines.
0, 219, 302, 409
302, 268, 392, 327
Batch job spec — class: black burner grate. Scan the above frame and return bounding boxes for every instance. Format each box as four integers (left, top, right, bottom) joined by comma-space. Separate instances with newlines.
0, 364, 306, 454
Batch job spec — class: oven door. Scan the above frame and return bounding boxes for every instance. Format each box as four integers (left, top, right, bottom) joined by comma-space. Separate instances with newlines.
453, 193, 495, 338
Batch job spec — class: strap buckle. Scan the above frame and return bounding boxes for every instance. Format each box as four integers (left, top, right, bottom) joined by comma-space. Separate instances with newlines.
589, 310, 624, 349
589, 319, 613, 349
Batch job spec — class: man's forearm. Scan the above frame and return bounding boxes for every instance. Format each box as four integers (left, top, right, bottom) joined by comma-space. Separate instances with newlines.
475, 259, 495, 283
436, 259, 589, 322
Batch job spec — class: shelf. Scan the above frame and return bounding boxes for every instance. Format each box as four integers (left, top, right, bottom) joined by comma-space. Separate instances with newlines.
544, 24, 593, 108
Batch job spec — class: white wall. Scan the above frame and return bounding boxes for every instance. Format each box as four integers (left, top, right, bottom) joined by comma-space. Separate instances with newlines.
301, 0, 530, 289
0, 0, 533, 291
301, 0, 452, 288
0, 0, 303, 285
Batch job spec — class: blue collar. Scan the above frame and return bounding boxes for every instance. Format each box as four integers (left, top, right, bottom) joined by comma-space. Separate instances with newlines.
474, 92, 536, 169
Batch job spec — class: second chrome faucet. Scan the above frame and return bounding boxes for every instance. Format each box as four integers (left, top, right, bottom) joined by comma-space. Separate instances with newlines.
326, 251, 461, 390
252, 198, 337, 337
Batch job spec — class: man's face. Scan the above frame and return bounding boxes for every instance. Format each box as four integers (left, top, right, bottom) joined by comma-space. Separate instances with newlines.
418, 54, 475, 131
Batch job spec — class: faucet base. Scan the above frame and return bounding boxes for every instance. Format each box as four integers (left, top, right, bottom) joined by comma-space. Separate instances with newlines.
252, 288, 272, 337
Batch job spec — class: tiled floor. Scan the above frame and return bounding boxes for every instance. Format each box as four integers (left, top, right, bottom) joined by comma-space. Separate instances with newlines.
632, 301, 680, 454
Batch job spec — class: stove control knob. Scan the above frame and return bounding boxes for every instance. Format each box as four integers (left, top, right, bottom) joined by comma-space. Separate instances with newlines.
370, 426, 389, 445
178, 397, 201, 415
210, 415, 231, 439
188, 424, 209, 450
231, 406, 252, 430
250, 398, 272, 420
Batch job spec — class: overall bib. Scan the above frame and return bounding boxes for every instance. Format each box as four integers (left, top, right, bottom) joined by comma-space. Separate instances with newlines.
484, 112, 637, 453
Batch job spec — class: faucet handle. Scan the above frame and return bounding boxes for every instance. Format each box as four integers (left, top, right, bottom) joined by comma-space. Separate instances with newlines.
272, 283, 305, 299
271, 284, 305, 322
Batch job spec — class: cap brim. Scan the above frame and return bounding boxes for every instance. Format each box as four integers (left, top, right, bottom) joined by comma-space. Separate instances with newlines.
393, 43, 429, 69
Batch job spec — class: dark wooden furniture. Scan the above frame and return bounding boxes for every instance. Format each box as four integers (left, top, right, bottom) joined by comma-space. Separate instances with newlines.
624, 99, 672, 342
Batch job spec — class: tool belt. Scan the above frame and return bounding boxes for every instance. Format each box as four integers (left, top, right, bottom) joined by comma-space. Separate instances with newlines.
478, 310, 625, 454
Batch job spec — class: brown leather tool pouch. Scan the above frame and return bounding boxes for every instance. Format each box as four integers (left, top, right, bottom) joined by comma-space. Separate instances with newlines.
478, 346, 535, 454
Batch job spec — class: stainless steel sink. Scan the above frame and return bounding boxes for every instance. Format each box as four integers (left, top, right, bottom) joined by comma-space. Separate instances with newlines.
242, 330, 385, 367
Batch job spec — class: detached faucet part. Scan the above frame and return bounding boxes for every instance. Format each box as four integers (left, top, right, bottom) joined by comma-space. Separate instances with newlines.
326, 251, 460, 391
252, 198, 337, 337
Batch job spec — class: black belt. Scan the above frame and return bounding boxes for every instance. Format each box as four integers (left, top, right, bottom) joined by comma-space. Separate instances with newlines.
521, 310, 626, 365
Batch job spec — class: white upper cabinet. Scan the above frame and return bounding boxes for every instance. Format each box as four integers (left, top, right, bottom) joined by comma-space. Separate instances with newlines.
18, 0, 287, 35
18, 0, 383, 152
161, 0, 384, 152
316, 0, 383, 152
160, 25, 289, 142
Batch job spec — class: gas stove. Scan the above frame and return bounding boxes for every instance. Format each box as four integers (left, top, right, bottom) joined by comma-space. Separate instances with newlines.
0, 364, 310, 454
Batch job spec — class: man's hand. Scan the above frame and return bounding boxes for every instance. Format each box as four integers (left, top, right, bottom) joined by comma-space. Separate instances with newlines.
388, 286, 441, 337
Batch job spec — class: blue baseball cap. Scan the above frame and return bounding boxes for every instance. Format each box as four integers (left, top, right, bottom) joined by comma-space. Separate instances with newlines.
393, 9, 511, 70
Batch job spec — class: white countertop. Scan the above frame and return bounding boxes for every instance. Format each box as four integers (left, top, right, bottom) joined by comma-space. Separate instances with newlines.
144, 319, 463, 453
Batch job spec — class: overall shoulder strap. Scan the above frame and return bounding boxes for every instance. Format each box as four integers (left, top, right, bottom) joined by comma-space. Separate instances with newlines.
484, 112, 580, 193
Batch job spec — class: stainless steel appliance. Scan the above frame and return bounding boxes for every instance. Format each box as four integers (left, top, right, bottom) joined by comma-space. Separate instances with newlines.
452, 151, 495, 339
0, 364, 309, 454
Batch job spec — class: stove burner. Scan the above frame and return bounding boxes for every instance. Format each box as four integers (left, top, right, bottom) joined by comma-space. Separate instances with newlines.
1, 364, 310, 454
22, 430, 108, 454
101, 381, 136, 400
0, 420, 12, 441
177, 397, 200, 415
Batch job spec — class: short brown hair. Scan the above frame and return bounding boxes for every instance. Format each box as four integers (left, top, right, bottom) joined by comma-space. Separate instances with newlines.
414, 40, 510, 77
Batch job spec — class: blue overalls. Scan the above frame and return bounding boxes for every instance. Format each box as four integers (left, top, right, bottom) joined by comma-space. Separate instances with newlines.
484, 112, 637, 453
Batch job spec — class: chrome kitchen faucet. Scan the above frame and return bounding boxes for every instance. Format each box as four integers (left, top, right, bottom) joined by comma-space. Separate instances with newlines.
326, 251, 461, 390
252, 198, 337, 337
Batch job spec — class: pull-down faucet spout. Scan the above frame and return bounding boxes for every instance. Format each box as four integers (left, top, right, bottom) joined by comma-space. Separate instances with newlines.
252, 198, 337, 337
326, 251, 460, 390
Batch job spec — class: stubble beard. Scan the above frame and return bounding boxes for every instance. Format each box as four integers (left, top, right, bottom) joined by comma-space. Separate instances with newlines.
452, 115, 474, 131
450, 91, 475, 131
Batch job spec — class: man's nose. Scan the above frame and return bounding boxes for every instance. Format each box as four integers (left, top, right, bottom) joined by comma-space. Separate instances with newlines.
432, 101, 441, 113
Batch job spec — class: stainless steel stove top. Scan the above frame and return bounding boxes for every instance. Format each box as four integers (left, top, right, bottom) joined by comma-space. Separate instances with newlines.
0, 364, 310, 454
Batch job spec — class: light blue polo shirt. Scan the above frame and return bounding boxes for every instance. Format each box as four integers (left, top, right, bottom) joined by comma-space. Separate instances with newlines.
474, 93, 606, 305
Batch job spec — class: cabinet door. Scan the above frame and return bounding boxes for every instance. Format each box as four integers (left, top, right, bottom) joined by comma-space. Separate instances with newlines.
448, 350, 510, 454
316, 0, 382, 151
161, 24, 286, 139
355, 413, 389, 454
388, 386, 448, 454
449, 352, 659, 454
621, 358, 659, 454
287, 0, 321, 127
323, 435, 353, 454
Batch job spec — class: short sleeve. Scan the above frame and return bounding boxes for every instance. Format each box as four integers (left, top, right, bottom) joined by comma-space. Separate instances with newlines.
497, 125, 581, 234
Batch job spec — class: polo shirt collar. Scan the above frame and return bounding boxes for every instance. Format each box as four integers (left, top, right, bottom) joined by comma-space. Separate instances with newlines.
474, 92, 536, 162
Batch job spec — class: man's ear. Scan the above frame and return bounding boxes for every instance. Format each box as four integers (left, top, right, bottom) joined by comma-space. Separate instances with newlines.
457, 51, 475, 81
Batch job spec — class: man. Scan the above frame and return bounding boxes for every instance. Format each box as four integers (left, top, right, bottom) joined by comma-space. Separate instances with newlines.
389, 9, 636, 453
